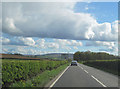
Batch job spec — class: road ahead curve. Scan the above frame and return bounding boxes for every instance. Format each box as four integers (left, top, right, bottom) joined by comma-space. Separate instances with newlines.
50, 63, 118, 88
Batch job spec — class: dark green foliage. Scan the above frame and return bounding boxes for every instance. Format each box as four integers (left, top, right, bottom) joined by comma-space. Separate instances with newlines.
2, 60, 68, 87
74, 51, 117, 61
10, 63, 69, 87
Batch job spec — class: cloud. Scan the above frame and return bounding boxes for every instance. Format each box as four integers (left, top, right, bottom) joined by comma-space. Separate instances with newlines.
17, 37, 35, 46
54, 39, 82, 46
2, 46, 42, 55
99, 46, 118, 55
91, 21, 118, 41
35, 39, 46, 48
35, 39, 60, 49
2, 2, 118, 41
86, 41, 115, 47
86, 41, 118, 54
2, 45, 63, 55
71, 40, 82, 46
47, 43, 59, 49
73, 46, 78, 49
1, 36, 82, 51
53, 39, 82, 50
0, 37, 10, 45
34, 38, 82, 51
1, 36, 35, 46
85, 5, 89, 10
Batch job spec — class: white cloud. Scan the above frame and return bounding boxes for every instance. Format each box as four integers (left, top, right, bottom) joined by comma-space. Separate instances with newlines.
1, 36, 36, 46
17, 37, 35, 46
54, 39, 82, 46
85, 5, 89, 10
99, 46, 118, 55
71, 40, 82, 46
86, 41, 115, 47
86, 41, 118, 54
35, 39, 60, 49
35, 39, 46, 48
54, 39, 71, 46
2, 45, 61, 55
73, 46, 78, 49
35, 38, 81, 50
90, 21, 118, 41
2, 2, 118, 41
2, 48, 9, 53
53, 39, 82, 50
2, 45, 43, 55
0, 37, 10, 44
47, 43, 59, 49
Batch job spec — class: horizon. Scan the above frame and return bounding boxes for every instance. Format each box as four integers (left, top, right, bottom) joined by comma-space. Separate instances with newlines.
1, 50, 118, 56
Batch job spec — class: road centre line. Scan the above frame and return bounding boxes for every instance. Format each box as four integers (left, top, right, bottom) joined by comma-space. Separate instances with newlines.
79, 64, 106, 87
78, 65, 89, 74
84, 70, 89, 73
91, 75, 107, 87
49, 66, 70, 88
78, 65, 83, 69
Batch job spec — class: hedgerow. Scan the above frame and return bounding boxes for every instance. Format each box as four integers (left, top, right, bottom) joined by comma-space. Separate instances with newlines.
2, 59, 68, 87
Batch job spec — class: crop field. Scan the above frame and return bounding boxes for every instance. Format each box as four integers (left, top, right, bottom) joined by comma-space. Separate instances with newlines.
83, 59, 119, 76
2, 59, 68, 87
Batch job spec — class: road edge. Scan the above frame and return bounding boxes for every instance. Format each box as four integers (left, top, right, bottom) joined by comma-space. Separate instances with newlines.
44, 65, 70, 88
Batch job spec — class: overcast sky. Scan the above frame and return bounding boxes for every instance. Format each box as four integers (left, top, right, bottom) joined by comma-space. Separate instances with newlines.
1, 2, 119, 55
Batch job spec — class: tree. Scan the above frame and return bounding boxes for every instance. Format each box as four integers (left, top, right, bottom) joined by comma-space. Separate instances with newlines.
73, 51, 117, 61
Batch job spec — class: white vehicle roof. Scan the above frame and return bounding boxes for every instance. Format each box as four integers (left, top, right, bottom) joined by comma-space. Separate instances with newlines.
72, 60, 77, 62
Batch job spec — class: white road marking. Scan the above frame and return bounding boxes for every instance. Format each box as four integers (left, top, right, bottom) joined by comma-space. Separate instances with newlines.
81, 67, 83, 69
84, 70, 89, 73
49, 66, 70, 88
78, 65, 83, 69
91, 75, 107, 87
79, 65, 88, 74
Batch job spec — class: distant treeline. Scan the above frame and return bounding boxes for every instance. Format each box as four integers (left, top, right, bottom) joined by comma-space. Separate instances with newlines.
74, 51, 119, 61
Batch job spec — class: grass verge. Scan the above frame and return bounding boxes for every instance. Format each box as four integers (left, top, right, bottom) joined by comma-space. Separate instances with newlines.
10, 63, 70, 87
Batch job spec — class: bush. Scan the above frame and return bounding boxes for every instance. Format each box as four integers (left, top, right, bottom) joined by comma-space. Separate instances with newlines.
2, 59, 68, 87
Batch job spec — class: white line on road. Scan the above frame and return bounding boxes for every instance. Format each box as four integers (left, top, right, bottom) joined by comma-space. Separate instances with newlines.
78, 65, 83, 69
84, 70, 88, 73
91, 75, 107, 87
81, 67, 83, 69
49, 66, 70, 88
78, 65, 88, 74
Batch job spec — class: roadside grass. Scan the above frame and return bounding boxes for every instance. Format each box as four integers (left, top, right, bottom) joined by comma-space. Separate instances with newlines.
10, 63, 70, 87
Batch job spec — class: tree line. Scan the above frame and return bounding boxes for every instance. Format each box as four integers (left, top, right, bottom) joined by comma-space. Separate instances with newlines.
73, 51, 119, 61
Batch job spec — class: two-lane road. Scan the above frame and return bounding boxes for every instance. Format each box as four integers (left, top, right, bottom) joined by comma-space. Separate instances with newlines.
49, 63, 118, 88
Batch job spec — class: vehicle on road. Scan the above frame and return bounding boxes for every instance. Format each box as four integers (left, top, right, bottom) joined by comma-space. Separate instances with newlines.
71, 60, 77, 66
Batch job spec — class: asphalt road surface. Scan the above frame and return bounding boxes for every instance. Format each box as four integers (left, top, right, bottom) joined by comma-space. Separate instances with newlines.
50, 63, 118, 88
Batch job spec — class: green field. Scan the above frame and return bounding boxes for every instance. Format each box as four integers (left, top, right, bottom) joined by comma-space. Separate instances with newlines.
2, 59, 69, 87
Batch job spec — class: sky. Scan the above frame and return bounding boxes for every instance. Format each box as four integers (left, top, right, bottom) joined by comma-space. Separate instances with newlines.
1, 2, 119, 55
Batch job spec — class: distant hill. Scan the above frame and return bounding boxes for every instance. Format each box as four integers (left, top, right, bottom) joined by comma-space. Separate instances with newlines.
35, 53, 73, 60
1, 53, 42, 60
1, 53, 73, 60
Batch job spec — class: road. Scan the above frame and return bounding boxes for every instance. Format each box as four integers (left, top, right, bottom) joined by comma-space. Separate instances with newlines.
49, 63, 118, 88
